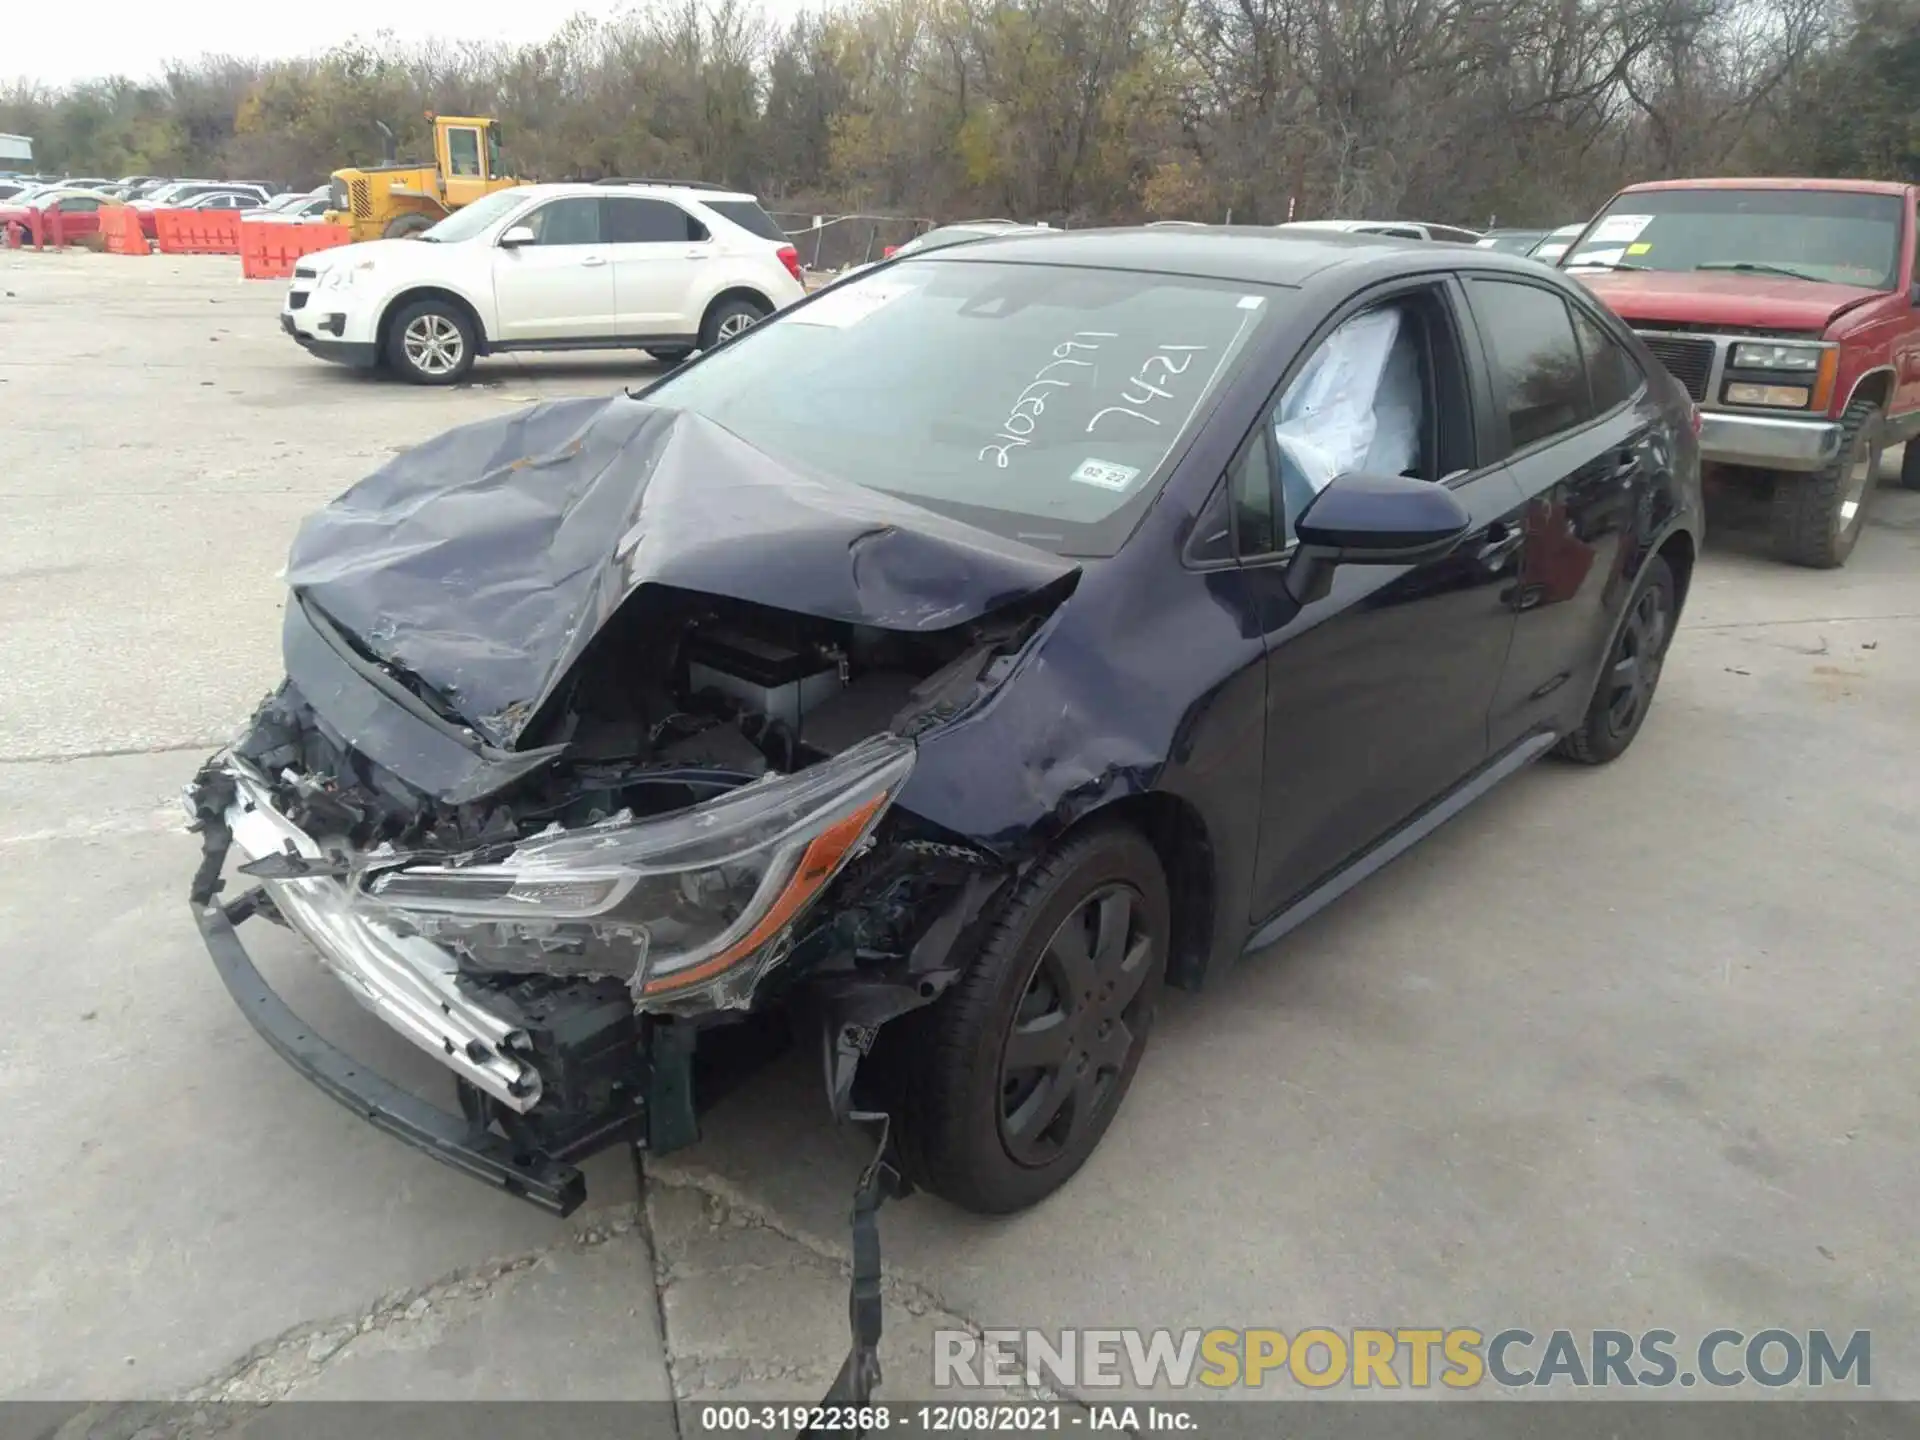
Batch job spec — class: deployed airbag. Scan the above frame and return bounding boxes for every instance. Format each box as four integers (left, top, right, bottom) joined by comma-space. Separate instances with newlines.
284, 397, 1079, 749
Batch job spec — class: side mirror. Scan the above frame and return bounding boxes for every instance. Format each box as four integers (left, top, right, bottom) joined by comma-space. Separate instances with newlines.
498, 225, 535, 249
1284, 470, 1473, 605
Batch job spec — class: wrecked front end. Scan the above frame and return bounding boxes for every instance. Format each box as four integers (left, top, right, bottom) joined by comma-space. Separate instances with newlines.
185, 397, 1070, 1216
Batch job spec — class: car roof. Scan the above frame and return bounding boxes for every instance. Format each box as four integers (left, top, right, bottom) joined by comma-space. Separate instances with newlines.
515, 181, 761, 203
1618, 176, 1912, 198
925, 225, 1552, 288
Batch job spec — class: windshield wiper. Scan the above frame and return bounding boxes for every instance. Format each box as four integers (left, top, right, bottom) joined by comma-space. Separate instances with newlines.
1696, 261, 1826, 283
1569, 260, 1649, 271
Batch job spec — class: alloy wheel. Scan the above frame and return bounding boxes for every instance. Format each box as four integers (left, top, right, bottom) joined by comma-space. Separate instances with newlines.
997, 884, 1156, 1167
403, 314, 464, 376
716, 310, 757, 341
1604, 583, 1670, 737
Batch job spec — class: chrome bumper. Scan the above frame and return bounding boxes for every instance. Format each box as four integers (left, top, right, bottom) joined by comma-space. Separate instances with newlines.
217, 759, 542, 1112
1698, 411, 1843, 472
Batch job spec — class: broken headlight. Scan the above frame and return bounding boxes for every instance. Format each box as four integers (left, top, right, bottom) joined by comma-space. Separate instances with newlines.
355, 735, 915, 1005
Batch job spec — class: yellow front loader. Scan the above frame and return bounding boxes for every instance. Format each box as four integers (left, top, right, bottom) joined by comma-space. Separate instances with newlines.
326, 114, 521, 242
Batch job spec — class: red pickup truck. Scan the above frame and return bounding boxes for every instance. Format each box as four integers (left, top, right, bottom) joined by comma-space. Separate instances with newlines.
1563, 177, 1920, 568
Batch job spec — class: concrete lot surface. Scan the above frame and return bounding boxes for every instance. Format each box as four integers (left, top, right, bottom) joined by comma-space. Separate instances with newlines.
2, 250, 1916, 1409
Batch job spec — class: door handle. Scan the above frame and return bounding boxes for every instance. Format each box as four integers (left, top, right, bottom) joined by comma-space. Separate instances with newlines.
1473, 521, 1526, 569
580, 255, 607, 267
682, 248, 706, 259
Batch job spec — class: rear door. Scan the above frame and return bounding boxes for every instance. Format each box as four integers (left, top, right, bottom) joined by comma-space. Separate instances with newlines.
604, 197, 711, 336
491, 196, 616, 341
1463, 276, 1651, 747
1243, 277, 1529, 920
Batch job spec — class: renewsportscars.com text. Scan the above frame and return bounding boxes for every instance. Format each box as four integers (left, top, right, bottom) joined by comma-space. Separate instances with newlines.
933, 1327, 1872, 1391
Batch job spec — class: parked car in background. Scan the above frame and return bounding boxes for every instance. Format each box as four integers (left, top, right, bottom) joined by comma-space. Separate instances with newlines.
1530, 223, 1588, 264
181, 191, 262, 212
245, 191, 331, 224
1476, 228, 1550, 255
1277, 219, 1485, 244
189, 226, 1699, 1229
134, 184, 275, 237
1563, 177, 1920, 569
280, 181, 806, 383
0, 187, 110, 241
132, 181, 271, 211
0, 181, 30, 202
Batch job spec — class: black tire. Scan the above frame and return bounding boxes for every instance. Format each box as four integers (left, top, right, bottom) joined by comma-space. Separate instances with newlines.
697, 296, 769, 351
646, 346, 693, 365
1899, 435, 1920, 491
1555, 555, 1675, 765
898, 824, 1169, 1214
383, 212, 436, 240
384, 298, 476, 385
1769, 399, 1882, 568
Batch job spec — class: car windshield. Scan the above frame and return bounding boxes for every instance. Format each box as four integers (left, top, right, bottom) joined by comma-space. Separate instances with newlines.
420, 187, 528, 243
644, 259, 1281, 556
1565, 189, 1903, 288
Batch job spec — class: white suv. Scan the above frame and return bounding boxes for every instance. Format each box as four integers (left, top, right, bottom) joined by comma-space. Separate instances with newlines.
280, 181, 807, 384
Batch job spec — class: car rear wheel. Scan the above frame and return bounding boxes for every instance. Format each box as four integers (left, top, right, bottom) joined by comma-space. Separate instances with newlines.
1555, 554, 1675, 766
646, 347, 693, 366
899, 824, 1168, 1214
1770, 400, 1882, 568
386, 299, 476, 386
698, 297, 768, 351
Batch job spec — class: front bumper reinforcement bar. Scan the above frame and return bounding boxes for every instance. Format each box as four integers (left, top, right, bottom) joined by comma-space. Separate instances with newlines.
195, 893, 588, 1215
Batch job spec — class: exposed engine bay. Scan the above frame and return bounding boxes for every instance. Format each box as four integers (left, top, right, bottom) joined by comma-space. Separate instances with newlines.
236, 584, 1046, 863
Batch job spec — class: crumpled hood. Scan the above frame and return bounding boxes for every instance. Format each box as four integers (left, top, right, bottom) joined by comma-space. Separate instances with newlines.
283, 395, 1079, 748
1574, 269, 1884, 333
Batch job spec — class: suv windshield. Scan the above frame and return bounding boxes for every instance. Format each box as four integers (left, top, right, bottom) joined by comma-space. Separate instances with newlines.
644, 259, 1280, 556
1566, 188, 1903, 289
421, 186, 529, 243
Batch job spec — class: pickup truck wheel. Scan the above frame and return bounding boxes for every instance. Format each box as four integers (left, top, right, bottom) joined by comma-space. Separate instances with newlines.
698, 297, 768, 351
1770, 400, 1882, 568
1555, 555, 1674, 766
1899, 436, 1920, 491
897, 825, 1168, 1214
386, 299, 476, 385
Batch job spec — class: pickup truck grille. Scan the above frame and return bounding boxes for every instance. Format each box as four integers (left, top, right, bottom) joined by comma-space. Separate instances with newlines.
1638, 334, 1716, 401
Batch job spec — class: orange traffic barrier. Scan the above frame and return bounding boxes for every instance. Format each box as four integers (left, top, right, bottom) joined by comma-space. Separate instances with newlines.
99, 204, 149, 255
239, 220, 353, 280
153, 208, 243, 255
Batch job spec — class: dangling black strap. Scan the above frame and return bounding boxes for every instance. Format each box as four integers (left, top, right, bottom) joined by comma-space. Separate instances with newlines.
805, 1118, 904, 1433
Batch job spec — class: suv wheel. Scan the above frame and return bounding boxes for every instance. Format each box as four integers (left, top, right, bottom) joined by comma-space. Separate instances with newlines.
898, 824, 1169, 1214
1556, 554, 1675, 766
386, 299, 476, 385
699, 297, 768, 351
1770, 399, 1882, 568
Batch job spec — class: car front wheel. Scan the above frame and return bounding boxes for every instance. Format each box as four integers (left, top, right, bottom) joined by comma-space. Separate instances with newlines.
899, 824, 1169, 1214
385, 299, 476, 385
1770, 399, 1882, 568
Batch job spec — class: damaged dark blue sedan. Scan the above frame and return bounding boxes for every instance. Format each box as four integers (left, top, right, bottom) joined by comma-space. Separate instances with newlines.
188, 228, 1701, 1230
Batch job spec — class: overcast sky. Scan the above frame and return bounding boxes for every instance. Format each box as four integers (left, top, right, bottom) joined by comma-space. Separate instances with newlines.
9, 0, 815, 88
